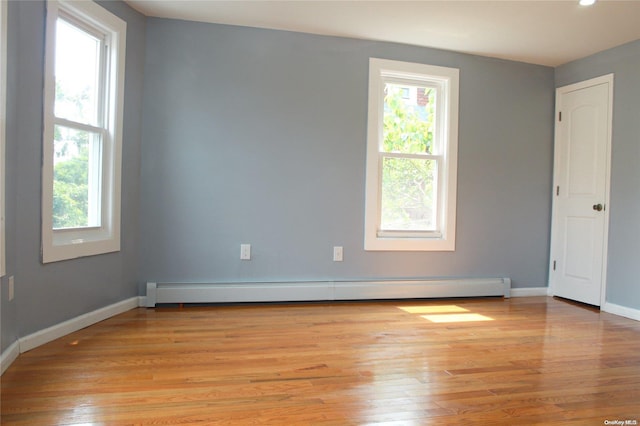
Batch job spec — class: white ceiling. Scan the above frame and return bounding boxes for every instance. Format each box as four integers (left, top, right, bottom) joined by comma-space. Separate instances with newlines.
124, 0, 640, 67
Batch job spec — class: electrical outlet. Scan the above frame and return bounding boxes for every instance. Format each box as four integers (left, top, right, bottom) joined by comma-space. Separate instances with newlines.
8, 276, 14, 301
240, 244, 251, 260
333, 246, 343, 262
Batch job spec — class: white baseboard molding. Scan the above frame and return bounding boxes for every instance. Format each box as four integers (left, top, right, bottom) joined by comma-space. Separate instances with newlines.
145, 278, 512, 307
602, 302, 640, 322
510, 287, 550, 297
19, 297, 140, 354
1, 296, 140, 375
1, 340, 20, 375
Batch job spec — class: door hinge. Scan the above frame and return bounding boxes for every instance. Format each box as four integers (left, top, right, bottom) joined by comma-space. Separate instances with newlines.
556, 186, 560, 196
559, 111, 562, 121
553, 260, 556, 271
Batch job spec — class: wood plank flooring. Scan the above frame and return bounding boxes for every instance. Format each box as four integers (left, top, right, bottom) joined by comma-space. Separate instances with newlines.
2, 296, 640, 425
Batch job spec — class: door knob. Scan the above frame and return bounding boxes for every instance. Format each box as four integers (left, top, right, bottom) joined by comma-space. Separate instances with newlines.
593, 203, 603, 212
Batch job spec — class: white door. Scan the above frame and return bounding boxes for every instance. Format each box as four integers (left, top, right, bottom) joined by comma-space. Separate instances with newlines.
550, 75, 613, 307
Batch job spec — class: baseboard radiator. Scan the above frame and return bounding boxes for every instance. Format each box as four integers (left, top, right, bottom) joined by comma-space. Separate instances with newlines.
145, 278, 511, 307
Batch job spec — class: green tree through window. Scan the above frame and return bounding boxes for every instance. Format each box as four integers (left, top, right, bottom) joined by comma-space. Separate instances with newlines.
53, 130, 89, 229
52, 80, 93, 229
381, 84, 437, 231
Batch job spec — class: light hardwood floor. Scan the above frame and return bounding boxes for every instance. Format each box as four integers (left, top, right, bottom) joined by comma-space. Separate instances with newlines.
2, 296, 640, 425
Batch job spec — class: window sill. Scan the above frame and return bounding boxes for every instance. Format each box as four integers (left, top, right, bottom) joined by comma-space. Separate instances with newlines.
365, 235, 455, 252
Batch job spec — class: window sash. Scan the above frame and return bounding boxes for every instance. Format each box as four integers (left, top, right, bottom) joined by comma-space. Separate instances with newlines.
51, 15, 108, 232
54, 13, 108, 130
365, 58, 458, 252
52, 123, 104, 230
381, 79, 441, 156
378, 75, 443, 234
42, 0, 125, 263
377, 152, 442, 234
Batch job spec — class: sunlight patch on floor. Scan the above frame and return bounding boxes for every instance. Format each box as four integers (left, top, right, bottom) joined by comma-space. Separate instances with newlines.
398, 305, 469, 314
421, 313, 494, 323
398, 304, 494, 322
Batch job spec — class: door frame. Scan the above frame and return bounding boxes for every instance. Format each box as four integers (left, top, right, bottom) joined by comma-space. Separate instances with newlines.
548, 74, 614, 306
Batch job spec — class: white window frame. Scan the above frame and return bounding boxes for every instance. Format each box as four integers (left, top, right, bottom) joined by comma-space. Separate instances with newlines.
364, 58, 459, 251
42, 0, 126, 263
0, 0, 6, 275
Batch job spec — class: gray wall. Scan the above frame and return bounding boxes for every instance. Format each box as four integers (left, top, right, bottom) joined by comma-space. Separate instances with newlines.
4, 0, 638, 360
138, 19, 555, 289
556, 39, 640, 311
1, 0, 145, 352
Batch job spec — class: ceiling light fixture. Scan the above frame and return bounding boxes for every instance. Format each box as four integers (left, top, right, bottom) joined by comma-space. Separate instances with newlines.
579, 0, 597, 6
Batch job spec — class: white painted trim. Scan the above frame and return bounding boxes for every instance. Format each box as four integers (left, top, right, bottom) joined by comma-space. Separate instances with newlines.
41, 0, 127, 263
602, 302, 640, 322
19, 297, 138, 353
0, 340, 20, 375
548, 74, 614, 306
364, 58, 459, 252
510, 287, 550, 297
1, 297, 139, 375
0, 0, 6, 276
145, 278, 511, 307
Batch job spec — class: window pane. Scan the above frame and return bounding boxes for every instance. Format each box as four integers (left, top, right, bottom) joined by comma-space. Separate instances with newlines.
54, 18, 102, 126
53, 126, 102, 229
383, 83, 436, 155
380, 156, 437, 231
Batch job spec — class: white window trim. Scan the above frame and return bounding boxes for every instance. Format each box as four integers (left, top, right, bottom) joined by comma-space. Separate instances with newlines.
42, 0, 126, 263
0, 0, 6, 275
364, 58, 459, 251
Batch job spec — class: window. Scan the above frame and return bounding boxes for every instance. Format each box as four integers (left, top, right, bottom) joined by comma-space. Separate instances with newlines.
364, 58, 459, 251
42, 0, 126, 263
0, 0, 6, 275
